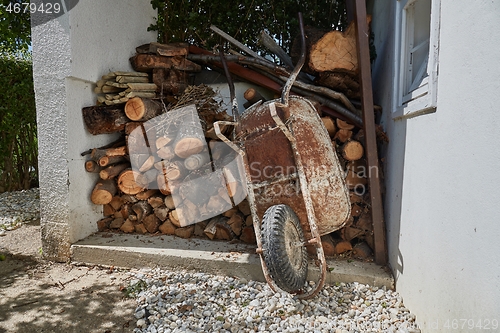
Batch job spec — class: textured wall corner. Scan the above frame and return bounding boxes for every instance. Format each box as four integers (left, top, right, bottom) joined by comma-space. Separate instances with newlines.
41, 222, 71, 262
32, 0, 157, 261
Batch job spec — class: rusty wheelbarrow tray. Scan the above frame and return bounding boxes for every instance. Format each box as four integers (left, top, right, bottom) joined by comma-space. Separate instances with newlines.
214, 14, 351, 299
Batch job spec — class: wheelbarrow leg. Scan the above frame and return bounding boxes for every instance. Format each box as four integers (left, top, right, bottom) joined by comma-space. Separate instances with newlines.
269, 102, 328, 300
213, 121, 284, 295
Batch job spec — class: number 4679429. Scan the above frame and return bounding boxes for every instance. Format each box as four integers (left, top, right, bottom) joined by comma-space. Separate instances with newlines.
6, 2, 61, 14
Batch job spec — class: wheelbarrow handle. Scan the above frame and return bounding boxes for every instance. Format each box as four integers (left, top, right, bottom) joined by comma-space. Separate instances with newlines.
213, 121, 244, 156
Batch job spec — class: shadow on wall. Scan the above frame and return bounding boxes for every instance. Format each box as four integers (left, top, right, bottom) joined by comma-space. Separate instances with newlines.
381, 118, 407, 284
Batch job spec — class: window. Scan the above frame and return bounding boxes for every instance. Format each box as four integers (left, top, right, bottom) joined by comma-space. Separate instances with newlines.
393, 0, 440, 118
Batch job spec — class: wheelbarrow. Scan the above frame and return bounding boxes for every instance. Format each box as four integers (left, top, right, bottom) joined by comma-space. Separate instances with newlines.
213, 13, 351, 299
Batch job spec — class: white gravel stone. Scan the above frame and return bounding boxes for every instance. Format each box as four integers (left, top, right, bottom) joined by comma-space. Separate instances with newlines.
0, 188, 40, 233
130, 267, 419, 333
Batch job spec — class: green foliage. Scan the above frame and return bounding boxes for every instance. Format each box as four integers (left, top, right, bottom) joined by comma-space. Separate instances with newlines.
0, 55, 38, 192
0, 0, 36, 192
149, 0, 347, 58
0, 0, 31, 56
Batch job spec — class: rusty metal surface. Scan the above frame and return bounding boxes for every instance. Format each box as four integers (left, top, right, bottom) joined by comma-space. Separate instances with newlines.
239, 96, 351, 237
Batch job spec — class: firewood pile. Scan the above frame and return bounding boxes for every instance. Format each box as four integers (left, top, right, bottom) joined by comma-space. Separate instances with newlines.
81, 23, 383, 259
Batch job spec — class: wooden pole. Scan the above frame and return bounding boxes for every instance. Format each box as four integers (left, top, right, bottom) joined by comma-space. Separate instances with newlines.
353, 0, 387, 265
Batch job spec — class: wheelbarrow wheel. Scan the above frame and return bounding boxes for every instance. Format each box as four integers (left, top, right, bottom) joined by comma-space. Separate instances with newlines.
261, 204, 308, 293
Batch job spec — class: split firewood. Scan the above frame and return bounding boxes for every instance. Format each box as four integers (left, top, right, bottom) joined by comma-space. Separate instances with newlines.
155, 134, 176, 150
174, 225, 195, 239
320, 234, 335, 256
239, 226, 256, 244
157, 145, 176, 160
99, 163, 129, 180
161, 160, 187, 182
109, 217, 125, 229
132, 201, 152, 223
154, 206, 170, 221
321, 116, 337, 137
340, 226, 364, 242
164, 195, 175, 209
336, 118, 355, 130
135, 224, 148, 234
194, 221, 208, 237
147, 195, 165, 208
350, 203, 364, 218
245, 215, 253, 227
342, 140, 364, 161
173, 119, 206, 159
349, 191, 364, 205
117, 169, 146, 195
175, 200, 200, 226
143, 214, 160, 233
204, 216, 234, 240
124, 97, 164, 121
97, 217, 113, 231
135, 189, 159, 201
223, 167, 242, 199
120, 219, 136, 233
226, 212, 244, 236
184, 153, 210, 171
352, 241, 372, 259
169, 209, 181, 228
130, 54, 202, 72
109, 196, 125, 211
344, 169, 367, 190
103, 203, 115, 217
156, 173, 173, 195
333, 129, 353, 143
334, 239, 353, 254
223, 207, 239, 218
355, 212, 373, 232
82, 104, 128, 135
238, 200, 251, 216
158, 219, 177, 235
119, 203, 133, 220
116, 75, 150, 84
91, 179, 117, 205
206, 193, 231, 214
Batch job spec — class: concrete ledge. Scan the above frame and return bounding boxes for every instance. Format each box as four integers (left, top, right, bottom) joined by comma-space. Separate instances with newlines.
71, 233, 394, 290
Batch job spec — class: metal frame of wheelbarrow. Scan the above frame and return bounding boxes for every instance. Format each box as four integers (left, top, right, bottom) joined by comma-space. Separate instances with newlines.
213, 13, 327, 299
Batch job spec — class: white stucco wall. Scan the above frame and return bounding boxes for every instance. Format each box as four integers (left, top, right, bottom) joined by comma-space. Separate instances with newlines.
32, 0, 156, 260
370, 0, 500, 331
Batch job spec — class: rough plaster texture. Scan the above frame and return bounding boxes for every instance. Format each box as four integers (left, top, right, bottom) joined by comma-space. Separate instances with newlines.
370, 0, 500, 331
32, 0, 156, 261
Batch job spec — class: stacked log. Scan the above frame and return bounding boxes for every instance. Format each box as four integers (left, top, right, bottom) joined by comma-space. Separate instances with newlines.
85, 41, 381, 261
94, 71, 157, 106
85, 47, 254, 243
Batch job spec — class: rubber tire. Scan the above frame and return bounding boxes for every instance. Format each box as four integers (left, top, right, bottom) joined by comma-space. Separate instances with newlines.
261, 204, 308, 293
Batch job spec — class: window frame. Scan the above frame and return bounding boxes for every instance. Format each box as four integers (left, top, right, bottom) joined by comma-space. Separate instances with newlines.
393, 0, 441, 119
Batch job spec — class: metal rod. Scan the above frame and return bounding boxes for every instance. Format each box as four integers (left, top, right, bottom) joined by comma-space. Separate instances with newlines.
280, 12, 306, 106
210, 25, 268, 63
353, 0, 387, 265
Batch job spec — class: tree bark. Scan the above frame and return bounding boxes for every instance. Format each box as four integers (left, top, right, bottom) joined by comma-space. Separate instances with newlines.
82, 104, 128, 135
91, 179, 117, 205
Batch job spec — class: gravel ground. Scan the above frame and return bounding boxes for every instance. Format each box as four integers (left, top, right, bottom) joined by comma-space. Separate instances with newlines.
127, 268, 420, 333
0, 189, 420, 333
0, 188, 40, 235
